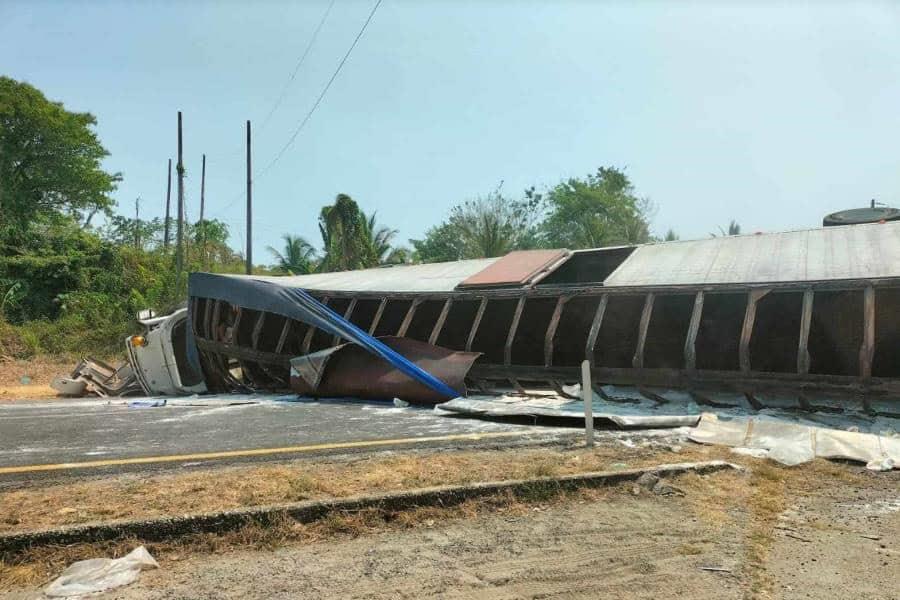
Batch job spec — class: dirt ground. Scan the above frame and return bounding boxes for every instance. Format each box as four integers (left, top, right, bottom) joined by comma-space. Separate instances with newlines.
0, 358, 69, 400
6, 464, 895, 600
2, 447, 897, 599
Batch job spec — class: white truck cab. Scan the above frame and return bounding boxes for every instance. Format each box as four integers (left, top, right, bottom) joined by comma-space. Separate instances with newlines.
127, 308, 207, 395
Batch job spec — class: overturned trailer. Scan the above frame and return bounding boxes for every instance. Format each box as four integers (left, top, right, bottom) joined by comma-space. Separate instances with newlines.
187, 221, 900, 404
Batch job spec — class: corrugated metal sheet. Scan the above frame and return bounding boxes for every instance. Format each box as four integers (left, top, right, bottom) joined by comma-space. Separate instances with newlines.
457, 249, 569, 288
220, 258, 499, 292
604, 221, 900, 287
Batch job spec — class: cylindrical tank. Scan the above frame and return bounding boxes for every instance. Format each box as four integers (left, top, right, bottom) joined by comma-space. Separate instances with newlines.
823, 207, 900, 227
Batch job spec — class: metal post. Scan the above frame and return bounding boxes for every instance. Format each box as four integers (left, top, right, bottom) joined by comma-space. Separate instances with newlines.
175, 112, 185, 286
581, 360, 594, 447
134, 196, 140, 249
245, 120, 253, 275
163, 159, 172, 249
200, 153, 206, 270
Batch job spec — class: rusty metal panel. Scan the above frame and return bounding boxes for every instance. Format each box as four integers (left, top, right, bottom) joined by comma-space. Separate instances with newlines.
456, 249, 569, 289
290, 336, 481, 404
604, 222, 900, 287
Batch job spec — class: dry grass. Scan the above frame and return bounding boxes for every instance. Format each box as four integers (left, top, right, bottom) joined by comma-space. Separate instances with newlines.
0, 357, 71, 400
0, 486, 592, 588
0, 441, 884, 592
0, 442, 717, 534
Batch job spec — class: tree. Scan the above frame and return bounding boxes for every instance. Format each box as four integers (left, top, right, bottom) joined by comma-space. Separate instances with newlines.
319, 194, 366, 272
663, 229, 679, 241
267, 234, 317, 275
411, 185, 544, 263
102, 215, 163, 251
0, 76, 120, 239
361, 211, 398, 265
713, 220, 742, 237
384, 246, 412, 265
411, 222, 467, 263
318, 194, 399, 271
540, 167, 652, 249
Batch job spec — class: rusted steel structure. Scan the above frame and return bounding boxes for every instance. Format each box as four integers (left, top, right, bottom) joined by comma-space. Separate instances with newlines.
189, 222, 900, 402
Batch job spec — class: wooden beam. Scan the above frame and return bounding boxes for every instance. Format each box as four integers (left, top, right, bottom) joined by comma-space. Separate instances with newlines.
428, 298, 453, 346
543, 296, 569, 367
859, 286, 875, 378
232, 306, 242, 339
368, 298, 387, 335
332, 298, 357, 346
466, 297, 488, 351
251, 311, 265, 349
189, 297, 200, 336
739, 289, 770, 373
210, 300, 222, 342
585, 295, 608, 367
632, 293, 655, 369
684, 291, 705, 371
397, 298, 422, 337
274, 317, 291, 354
504, 297, 526, 366
203, 299, 213, 340
797, 289, 814, 375
302, 296, 329, 354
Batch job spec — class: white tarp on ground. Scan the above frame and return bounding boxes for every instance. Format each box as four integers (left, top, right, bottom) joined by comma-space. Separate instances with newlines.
436, 386, 900, 469
689, 414, 899, 469
44, 546, 159, 597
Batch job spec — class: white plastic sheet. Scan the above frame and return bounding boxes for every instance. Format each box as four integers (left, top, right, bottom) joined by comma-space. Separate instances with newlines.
44, 546, 159, 597
690, 414, 900, 468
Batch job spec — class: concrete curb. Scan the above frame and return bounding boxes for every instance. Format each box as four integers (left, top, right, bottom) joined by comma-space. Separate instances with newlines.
0, 460, 738, 558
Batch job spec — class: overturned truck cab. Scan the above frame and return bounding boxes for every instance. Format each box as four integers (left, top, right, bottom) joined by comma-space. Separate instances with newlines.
127, 308, 207, 396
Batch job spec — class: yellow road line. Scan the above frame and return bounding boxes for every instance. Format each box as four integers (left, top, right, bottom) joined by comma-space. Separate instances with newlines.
0, 431, 529, 475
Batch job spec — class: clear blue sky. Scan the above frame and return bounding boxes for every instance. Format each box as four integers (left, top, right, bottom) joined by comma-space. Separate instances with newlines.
3, 1, 899, 262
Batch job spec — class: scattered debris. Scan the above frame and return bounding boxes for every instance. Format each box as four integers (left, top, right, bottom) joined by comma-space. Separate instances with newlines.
51, 358, 142, 398
651, 479, 685, 496
44, 546, 158, 597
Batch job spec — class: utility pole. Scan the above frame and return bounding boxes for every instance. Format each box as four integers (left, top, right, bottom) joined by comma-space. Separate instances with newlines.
134, 196, 141, 249
163, 159, 172, 249
176, 111, 185, 286
200, 153, 206, 270
245, 120, 252, 275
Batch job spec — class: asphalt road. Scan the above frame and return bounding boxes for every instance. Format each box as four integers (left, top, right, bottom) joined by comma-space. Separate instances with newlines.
0, 396, 565, 483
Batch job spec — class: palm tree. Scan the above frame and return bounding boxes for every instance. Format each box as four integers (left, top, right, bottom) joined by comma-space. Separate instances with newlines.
318, 194, 368, 272
712, 220, 741, 237
362, 210, 398, 265
318, 195, 400, 271
267, 234, 317, 275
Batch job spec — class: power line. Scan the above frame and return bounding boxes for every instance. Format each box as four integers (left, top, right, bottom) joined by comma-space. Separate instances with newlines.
259, 0, 337, 131
257, 0, 383, 179
210, 0, 381, 221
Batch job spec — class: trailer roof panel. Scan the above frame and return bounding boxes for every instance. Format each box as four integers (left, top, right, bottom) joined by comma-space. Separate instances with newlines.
603, 221, 900, 287
216, 258, 500, 292
457, 249, 569, 288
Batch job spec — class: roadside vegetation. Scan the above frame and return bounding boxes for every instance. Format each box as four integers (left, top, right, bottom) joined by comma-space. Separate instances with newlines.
0, 75, 740, 359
